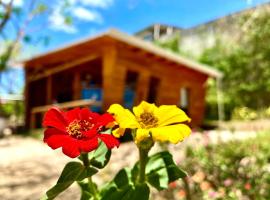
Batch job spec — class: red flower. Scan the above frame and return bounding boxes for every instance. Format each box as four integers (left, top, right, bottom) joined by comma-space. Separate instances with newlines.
43, 107, 120, 158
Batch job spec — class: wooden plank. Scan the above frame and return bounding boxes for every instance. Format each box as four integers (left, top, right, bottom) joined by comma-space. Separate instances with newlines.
27, 54, 99, 82
24, 70, 31, 129
31, 99, 102, 114
73, 72, 81, 100
135, 72, 150, 105
46, 75, 52, 104
30, 113, 36, 129
102, 44, 126, 110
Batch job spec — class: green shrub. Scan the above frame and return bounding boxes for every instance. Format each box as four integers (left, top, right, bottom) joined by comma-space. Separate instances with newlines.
165, 132, 270, 199
231, 107, 258, 120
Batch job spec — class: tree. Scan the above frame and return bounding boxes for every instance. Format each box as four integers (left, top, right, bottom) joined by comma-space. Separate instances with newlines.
0, 0, 107, 118
200, 7, 270, 113
0, 0, 75, 72
154, 35, 182, 54
0, 0, 107, 86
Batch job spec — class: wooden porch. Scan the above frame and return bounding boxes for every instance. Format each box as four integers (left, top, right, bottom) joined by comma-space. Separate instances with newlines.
24, 29, 222, 129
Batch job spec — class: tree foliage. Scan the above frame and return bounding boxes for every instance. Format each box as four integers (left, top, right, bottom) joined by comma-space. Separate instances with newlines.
154, 8, 270, 119
0, 0, 77, 71
200, 8, 270, 112
154, 35, 182, 54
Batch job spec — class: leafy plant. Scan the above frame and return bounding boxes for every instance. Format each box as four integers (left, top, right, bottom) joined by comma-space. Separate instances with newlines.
165, 132, 270, 199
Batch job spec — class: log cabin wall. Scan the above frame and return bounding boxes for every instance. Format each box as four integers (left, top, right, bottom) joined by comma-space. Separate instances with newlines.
24, 56, 103, 128
24, 33, 219, 128
116, 43, 208, 126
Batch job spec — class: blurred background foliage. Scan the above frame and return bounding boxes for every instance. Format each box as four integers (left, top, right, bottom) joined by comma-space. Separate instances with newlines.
0, 0, 82, 119
161, 131, 270, 200
156, 8, 270, 121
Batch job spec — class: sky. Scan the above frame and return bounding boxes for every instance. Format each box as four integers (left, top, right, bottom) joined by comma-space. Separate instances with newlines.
0, 0, 270, 95
41, 0, 270, 52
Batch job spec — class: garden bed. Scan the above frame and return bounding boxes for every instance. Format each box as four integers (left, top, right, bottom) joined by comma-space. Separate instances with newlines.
0, 130, 269, 200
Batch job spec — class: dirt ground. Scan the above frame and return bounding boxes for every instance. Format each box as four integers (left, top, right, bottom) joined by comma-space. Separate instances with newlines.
0, 128, 261, 200
0, 135, 155, 200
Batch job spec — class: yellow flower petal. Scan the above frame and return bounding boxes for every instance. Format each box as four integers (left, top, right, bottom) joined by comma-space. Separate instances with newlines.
135, 128, 150, 143
150, 124, 191, 144
155, 105, 191, 127
108, 104, 139, 128
112, 128, 126, 138
133, 101, 158, 118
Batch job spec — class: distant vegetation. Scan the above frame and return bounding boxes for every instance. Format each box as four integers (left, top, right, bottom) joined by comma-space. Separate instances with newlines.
163, 131, 270, 199
156, 9, 270, 120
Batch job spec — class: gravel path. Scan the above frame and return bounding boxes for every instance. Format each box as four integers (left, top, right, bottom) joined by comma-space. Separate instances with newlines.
0, 129, 259, 200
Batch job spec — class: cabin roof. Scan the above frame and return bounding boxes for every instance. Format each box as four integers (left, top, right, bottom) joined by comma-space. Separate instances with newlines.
24, 29, 222, 78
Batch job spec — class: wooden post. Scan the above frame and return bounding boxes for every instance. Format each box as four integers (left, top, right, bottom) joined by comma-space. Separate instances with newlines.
24, 72, 31, 129
73, 72, 81, 100
46, 75, 52, 104
188, 83, 206, 126
135, 71, 150, 105
158, 79, 179, 105
102, 44, 126, 111
30, 113, 36, 129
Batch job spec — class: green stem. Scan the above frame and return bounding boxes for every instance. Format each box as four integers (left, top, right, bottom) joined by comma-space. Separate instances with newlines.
88, 176, 99, 200
81, 153, 99, 200
81, 153, 90, 167
138, 147, 149, 184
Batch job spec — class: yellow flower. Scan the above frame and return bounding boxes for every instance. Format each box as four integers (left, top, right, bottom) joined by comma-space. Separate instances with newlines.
108, 101, 191, 144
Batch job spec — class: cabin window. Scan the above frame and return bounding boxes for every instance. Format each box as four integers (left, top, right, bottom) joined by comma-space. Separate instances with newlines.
29, 78, 47, 107
124, 71, 139, 109
53, 72, 73, 103
80, 59, 103, 112
180, 87, 189, 113
147, 77, 160, 104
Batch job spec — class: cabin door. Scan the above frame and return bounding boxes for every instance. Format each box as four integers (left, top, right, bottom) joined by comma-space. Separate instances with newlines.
147, 76, 160, 104
124, 71, 139, 109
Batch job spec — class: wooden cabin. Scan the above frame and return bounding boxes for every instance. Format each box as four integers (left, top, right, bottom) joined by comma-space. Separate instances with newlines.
23, 29, 222, 129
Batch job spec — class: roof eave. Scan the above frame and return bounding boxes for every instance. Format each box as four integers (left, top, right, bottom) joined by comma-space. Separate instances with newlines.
23, 28, 223, 78
107, 29, 223, 78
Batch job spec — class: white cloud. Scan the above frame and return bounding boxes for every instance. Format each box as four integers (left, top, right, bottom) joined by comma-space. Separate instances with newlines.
79, 0, 114, 9
47, 0, 111, 34
72, 7, 103, 23
2, 0, 23, 7
246, 0, 253, 5
49, 8, 78, 34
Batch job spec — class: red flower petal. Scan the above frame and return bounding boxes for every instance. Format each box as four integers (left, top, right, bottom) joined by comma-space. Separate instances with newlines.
78, 137, 99, 153
62, 138, 81, 158
43, 107, 118, 158
43, 107, 68, 132
97, 113, 115, 127
80, 108, 99, 121
65, 107, 81, 123
83, 129, 98, 139
99, 134, 120, 149
44, 128, 69, 149
80, 108, 91, 120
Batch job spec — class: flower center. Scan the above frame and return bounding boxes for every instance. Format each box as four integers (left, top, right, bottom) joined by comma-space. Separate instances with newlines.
138, 112, 158, 128
66, 120, 94, 139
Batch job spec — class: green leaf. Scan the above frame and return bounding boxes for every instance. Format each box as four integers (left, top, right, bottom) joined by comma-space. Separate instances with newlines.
32, 3, 48, 15
100, 168, 149, 200
89, 141, 111, 169
146, 151, 187, 190
125, 183, 150, 200
77, 180, 94, 200
44, 161, 93, 200
77, 167, 98, 181
12, 7, 22, 16
64, 15, 73, 25
23, 35, 31, 43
